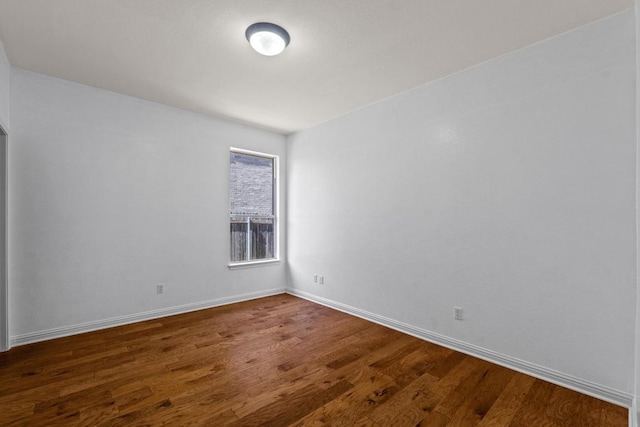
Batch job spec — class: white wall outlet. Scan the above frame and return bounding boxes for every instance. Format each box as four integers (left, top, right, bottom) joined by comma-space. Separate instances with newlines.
454, 306, 463, 320
313, 274, 318, 283
157, 284, 164, 295
319, 275, 324, 285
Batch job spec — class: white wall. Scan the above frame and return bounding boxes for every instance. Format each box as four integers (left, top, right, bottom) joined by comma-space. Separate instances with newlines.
9, 69, 287, 339
288, 10, 636, 396
0, 37, 9, 130
635, 0, 640, 422
0, 36, 8, 351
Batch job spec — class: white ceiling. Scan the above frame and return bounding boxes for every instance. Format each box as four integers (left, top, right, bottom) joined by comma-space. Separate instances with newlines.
0, 0, 633, 134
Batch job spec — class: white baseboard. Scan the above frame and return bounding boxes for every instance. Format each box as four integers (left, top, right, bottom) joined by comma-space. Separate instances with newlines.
286, 288, 633, 409
10, 287, 287, 347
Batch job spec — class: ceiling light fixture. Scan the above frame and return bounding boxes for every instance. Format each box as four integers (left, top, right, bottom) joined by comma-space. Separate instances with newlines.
245, 22, 290, 56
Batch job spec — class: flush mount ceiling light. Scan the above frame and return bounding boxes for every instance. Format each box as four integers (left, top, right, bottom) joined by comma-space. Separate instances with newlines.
245, 22, 290, 56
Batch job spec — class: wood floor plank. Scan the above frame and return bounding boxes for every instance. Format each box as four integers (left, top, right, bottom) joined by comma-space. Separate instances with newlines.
366, 370, 441, 425
0, 294, 628, 426
446, 363, 513, 426
602, 404, 629, 426
508, 380, 559, 427
476, 374, 536, 427
232, 380, 354, 427
289, 366, 396, 427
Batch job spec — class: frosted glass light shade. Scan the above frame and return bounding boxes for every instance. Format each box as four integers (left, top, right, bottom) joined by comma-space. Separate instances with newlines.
246, 23, 290, 56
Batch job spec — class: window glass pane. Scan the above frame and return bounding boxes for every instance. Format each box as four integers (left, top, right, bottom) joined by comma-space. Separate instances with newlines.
230, 153, 273, 216
229, 151, 276, 263
230, 221, 248, 262
250, 218, 274, 260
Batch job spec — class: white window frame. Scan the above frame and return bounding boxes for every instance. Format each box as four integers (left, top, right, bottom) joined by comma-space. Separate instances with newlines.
228, 147, 280, 269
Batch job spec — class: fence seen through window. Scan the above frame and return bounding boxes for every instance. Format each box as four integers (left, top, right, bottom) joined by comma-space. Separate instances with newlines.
229, 150, 276, 263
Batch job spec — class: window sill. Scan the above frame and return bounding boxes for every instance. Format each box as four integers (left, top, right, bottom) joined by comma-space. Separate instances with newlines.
228, 259, 282, 270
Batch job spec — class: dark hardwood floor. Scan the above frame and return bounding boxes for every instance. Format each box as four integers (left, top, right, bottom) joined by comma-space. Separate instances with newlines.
0, 294, 628, 426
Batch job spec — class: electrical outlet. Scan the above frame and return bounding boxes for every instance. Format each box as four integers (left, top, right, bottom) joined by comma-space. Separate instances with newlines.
313, 274, 318, 283
157, 284, 164, 295
319, 275, 324, 285
454, 306, 463, 320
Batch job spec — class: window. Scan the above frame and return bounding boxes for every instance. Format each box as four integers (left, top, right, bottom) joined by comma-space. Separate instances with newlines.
229, 149, 278, 264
